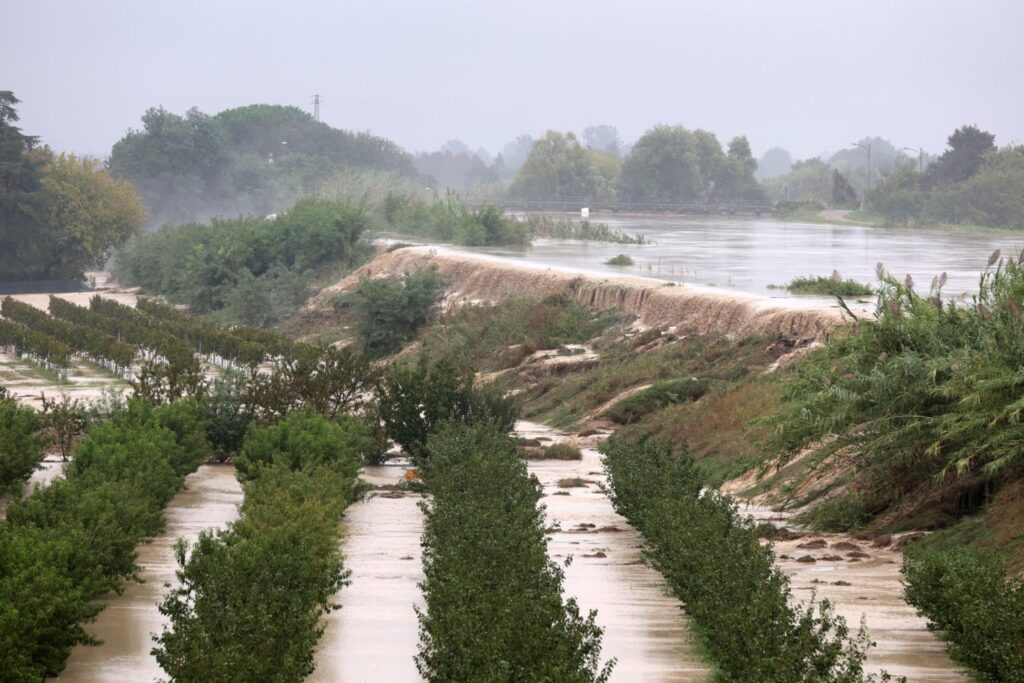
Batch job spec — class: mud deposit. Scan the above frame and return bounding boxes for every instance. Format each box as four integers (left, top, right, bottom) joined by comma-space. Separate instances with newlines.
742, 505, 968, 681
57, 464, 243, 682
311, 464, 425, 682
517, 421, 709, 681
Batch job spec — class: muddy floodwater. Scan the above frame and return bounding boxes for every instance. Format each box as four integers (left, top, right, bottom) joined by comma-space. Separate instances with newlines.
741, 505, 967, 681
517, 421, 709, 681
58, 464, 243, 682
445, 214, 1024, 301
312, 463, 425, 682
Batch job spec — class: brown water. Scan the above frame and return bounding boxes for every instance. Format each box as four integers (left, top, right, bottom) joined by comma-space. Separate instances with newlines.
311, 464, 425, 683
740, 504, 968, 681
448, 214, 1024, 302
517, 421, 710, 682
57, 464, 243, 682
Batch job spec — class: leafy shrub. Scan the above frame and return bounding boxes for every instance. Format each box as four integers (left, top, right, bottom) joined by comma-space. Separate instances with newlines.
375, 357, 519, 461
345, 267, 446, 357
384, 192, 529, 245
605, 254, 634, 266
235, 410, 372, 483
537, 442, 583, 460
0, 396, 42, 494
601, 436, 889, 682
417, 423, 613, 682
765, 256, 1024, 527
785, 273, 873, 297
602, 378, 709, 424
526, 216, 647, 244
903, 547, 1024, 681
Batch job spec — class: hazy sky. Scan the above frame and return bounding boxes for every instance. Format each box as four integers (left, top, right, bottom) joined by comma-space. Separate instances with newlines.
5, 0, 1023, 160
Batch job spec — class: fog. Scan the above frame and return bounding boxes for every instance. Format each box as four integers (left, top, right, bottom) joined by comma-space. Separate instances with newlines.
4, 0, 1023, 159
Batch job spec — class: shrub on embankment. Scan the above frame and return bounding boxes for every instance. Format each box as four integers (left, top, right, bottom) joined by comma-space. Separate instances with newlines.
601, 436, 893, 683
764, 256, 1024, 531
0, 399, 210, 681
902, 547, 1024, 682
154, 412, 362, 682
416, 423, 613, 682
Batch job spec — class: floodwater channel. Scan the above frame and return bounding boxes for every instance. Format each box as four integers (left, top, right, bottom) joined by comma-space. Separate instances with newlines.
516, 421, 710, 682
446, 213, 1024, 301
57, 464, 243, 682
311, 463, 425, 682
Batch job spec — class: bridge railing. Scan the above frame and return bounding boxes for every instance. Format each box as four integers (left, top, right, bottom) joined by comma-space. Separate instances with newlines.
460, 197, 776, 215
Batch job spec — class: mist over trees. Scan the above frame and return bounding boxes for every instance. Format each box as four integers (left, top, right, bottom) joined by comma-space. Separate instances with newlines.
1, 92, 146, 281
754, 147, 793, 180
109, 104, 415, 228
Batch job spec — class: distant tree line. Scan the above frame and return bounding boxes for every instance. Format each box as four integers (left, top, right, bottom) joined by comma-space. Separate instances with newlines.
0, 92, 146, 282
109, 103, 416, 228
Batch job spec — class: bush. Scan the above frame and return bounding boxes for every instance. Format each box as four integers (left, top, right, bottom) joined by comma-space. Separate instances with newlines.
384, 192, 529, 245
602, 378, 709, 424
601, 436, 887, 682
416, 423, 613, 681
903, 547, 1024, 681
765, 256, 1024, 526
0, 396, 43, 494
785, 273, 873, 297
605, 254, 633, 266
375, 357, 519, 461
536, 442, 583, 460
345, 267, 446, 357
235, 410, 373, 483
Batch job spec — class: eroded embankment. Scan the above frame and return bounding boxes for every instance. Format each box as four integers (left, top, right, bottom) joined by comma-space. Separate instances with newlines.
309, 247, 847, 341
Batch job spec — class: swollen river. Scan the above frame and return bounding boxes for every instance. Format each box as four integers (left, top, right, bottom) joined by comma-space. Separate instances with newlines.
447, 213, 1024, 302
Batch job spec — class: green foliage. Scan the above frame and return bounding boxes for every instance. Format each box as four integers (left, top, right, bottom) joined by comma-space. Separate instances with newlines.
525, 216, 647, 244
235, 410, 372, 483
784, 273, 873, 297
0, 395, 42, 493
109, 104, 414, 229
114, 197, 371, 325
604, 254, 634, 266
765, 256, 1024, 527
536, 442, 583, 460
154, 464, 351, 683
508, 131, 609, 201
0, 91, 48, 282
764, 160, 833, 205
416, 423, 613, 682
0, 317, 72, 368
601, 437, 885, 682
0, 398, 210, 680
345, 267, 446, 357
375, 357, 520, 461
40, 393, 89, 461
902, 547, 1024, 681
602, 378, 709, 424
383, 192, 529, 245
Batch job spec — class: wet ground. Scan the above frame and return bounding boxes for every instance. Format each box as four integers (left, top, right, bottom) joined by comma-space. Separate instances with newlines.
741, 504, 967, 681
57, 464, 243, 682
517, 421, 710, 682
312, 463, 426, 683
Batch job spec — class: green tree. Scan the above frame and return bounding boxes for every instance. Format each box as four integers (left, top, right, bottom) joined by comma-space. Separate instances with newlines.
831, 169, 859, 208
0, 91, 48, 281
926, 124, 997, 186
617, 125, 703, 201
0, 397, 42, 494
234, 411, 370, 482
508, 131, 603, 200
345, 267, 447, 357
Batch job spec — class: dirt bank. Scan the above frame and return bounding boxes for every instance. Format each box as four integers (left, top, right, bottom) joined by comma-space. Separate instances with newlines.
309, 247, 849, 342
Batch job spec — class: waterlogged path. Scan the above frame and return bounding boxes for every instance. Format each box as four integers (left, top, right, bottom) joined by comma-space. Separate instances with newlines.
743, 505, 967, 681
453, 214, 1024, 301
58, 464, 243, 682
312, 463, 425, 682
517, 421, 710, 682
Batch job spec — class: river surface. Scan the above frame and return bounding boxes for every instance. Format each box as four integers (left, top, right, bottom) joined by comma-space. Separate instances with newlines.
441, 213, 1024, 301
516, 421, 710, 681
58, 464, 243, 682
311, 464, 425, 682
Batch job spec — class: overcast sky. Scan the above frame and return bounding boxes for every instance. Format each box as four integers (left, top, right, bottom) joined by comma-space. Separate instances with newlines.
5, 0, 1023, 160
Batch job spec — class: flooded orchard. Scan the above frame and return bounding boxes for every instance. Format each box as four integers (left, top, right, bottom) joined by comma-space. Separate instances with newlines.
57, 465, 243, 682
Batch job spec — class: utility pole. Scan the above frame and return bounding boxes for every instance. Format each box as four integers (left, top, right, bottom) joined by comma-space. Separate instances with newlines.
854, 141, 872, 191
313, 94, 321, 122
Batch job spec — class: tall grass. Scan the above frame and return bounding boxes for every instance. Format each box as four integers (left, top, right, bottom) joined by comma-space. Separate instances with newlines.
765, 253, 1024, 527
525, 215, 648, 244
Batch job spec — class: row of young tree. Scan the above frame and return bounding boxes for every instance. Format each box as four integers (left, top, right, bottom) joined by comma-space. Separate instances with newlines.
0, 92, 146, 282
